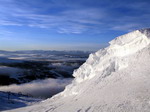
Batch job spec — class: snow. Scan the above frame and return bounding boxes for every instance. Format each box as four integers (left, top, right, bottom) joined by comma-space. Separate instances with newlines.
5, 28, 150, 112
0, 91, 41, 111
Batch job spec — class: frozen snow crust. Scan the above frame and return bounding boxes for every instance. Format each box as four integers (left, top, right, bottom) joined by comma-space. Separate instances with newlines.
7, 28, 150, 112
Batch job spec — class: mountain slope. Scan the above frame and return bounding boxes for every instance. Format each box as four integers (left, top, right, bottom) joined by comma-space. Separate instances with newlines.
6, 28, 150, 112
0, 91, 41, 111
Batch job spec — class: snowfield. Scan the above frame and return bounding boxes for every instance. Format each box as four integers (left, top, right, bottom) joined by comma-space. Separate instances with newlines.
5, 28, 150, 112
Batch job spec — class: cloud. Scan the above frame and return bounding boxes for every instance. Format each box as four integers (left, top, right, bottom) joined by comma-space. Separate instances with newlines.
0, 20, 22, 26
0, 0, 150, 34
0, 29, 13, 35
0, 0, 105, 34
0, 78, 72, 99
111, 24, 142, 32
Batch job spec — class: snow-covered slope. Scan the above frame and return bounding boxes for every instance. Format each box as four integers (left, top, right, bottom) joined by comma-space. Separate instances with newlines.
6, 28, 150, 112
0, 91, 41, 111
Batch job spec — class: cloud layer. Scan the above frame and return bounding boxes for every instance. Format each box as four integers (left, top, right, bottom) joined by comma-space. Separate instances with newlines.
0, 0, 150, 34
0, 78, 72, 99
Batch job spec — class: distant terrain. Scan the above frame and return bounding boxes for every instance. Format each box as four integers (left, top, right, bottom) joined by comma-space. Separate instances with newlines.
0, 50, 90, 86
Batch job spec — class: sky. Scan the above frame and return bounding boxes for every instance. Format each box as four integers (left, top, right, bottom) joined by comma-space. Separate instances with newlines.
0, 0, 150, 51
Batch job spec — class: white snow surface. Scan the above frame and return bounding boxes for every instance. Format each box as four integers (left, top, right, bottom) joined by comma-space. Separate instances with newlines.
6, 28, 150, 112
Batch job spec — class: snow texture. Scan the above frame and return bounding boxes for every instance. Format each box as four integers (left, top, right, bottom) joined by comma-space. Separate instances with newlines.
5, 28, 150, 112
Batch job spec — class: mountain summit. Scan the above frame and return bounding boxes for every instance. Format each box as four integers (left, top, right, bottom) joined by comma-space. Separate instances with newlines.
8, 28, 150, 112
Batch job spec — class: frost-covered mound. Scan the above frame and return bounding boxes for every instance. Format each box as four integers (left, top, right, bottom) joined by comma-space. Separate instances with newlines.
7, 28, 150, 112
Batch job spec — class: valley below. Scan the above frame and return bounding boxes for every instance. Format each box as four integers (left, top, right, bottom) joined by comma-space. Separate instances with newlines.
0, 50, 90, 111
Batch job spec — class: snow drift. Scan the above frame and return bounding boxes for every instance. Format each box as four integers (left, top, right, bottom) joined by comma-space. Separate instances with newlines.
6, 28, 150, 112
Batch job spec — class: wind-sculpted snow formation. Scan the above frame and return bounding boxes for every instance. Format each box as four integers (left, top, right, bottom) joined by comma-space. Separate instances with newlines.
7, 28, 150, 112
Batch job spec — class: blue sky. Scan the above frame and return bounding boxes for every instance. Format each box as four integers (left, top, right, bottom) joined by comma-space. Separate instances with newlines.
0, 0, 150, 51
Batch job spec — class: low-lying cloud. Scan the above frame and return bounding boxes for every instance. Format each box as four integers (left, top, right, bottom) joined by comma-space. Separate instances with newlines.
0, 78, 72, 99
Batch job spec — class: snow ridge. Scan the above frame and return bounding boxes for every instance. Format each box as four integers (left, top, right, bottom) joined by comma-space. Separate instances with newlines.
61, 29, 150, 96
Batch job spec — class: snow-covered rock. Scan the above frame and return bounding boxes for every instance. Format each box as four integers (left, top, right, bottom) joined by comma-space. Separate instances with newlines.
6, 28, 150, 112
